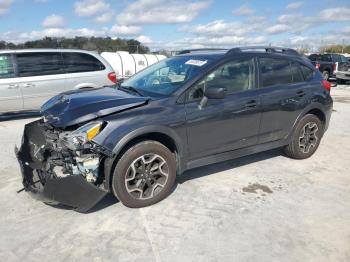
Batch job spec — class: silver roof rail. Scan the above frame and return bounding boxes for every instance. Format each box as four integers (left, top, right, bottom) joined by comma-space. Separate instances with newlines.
227, 46, 300, 56
177, 48, 229, 55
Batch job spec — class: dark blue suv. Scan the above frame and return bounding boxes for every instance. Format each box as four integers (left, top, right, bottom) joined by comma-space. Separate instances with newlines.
16, 46, 333, 211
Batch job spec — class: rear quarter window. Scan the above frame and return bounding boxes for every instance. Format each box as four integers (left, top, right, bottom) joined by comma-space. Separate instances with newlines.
300, 65, 315, 81
62, 53, 105, 73
0, 54, 15, 79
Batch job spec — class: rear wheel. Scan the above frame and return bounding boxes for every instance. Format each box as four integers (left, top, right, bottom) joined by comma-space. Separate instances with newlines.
112, 141, 176, 208
284, 114, 323, 159
322, 70, 329, 80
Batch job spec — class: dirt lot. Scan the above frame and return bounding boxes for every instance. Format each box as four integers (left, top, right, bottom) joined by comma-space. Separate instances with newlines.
0, 86, 349, 262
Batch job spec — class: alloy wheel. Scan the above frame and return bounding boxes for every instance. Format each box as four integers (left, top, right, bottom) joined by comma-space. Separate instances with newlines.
298, 122, 319, 154
124, 153, 169, 200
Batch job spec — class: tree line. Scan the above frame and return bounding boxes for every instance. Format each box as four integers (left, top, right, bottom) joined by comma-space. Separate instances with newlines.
319, 45, 350, 54
0, 37, 150, 53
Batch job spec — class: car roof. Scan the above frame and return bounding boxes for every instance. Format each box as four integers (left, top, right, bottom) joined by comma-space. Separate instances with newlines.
0, 48, 99, 55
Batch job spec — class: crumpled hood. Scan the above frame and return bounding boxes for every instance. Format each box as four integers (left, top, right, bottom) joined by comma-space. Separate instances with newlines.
41, 87, 149, 127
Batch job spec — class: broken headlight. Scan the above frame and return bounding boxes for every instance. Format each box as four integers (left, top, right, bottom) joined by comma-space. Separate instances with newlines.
64, 121, 104, 148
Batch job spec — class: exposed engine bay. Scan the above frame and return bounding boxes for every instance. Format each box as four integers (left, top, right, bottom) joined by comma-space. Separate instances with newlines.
16, 119, 111, 212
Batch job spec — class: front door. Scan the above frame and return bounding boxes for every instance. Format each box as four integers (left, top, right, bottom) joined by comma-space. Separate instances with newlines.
185, 56, 261, 159
16, 52, 67, 111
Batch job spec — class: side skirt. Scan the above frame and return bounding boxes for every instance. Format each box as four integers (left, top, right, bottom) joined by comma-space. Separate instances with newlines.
185, 139, 288, 171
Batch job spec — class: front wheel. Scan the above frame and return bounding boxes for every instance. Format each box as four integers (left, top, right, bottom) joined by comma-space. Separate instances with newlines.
284, 114, 324, 159
112, 141, 176, 208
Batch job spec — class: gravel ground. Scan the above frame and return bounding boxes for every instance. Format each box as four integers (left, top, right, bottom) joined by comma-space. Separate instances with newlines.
0, 85, 349, 262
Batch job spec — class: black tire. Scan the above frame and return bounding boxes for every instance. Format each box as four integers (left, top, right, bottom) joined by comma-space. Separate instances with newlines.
284, 114, 324, 159
322, 70, 329, 80
111, 141, 176, 208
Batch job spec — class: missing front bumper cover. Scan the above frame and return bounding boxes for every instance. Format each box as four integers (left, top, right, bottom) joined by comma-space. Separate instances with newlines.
15, 120, 108, 212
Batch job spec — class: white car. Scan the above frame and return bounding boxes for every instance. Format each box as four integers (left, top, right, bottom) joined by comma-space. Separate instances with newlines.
0, 49, 117, 114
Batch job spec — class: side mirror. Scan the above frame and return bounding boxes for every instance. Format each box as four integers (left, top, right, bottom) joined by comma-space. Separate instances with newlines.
204, 86, 226, 99
198, 86, 226, 109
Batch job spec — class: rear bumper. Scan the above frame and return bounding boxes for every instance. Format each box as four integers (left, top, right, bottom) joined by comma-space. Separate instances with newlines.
336, 71, 350, 80
15, 120, 108, 212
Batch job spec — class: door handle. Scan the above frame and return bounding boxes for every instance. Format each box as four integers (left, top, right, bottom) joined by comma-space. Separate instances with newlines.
296, 90, 306, 97
8, 84, 19, 89
23, 83, 35, 88
245, 100, 257, 108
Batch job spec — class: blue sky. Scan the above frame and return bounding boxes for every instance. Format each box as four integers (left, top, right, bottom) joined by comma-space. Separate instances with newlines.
0, 0, 349, 50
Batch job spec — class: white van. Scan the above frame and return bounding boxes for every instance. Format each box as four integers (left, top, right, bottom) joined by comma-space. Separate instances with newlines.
0, 49, 117, 114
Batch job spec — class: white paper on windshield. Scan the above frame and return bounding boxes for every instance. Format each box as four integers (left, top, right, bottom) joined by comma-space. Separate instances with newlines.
185, 59, 207, 66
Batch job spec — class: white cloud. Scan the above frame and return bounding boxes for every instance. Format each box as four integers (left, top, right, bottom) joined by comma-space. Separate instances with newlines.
180, 20, 265, 36
318, 7, 350, 22
232, 5, 255, 16
74, 0, 110, 17
94, 11, 114, 23
117, 0, 210, 25
42, 15, 65, 28
0, 0, 13, 16
286, 2, 303, 10
136, 35, 153, 44
110, 24, 142, 35
1, 28, 109, 43
266, 24, 291, 34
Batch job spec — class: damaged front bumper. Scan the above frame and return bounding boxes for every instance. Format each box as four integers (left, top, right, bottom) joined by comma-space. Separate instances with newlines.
15, 120, 109, 212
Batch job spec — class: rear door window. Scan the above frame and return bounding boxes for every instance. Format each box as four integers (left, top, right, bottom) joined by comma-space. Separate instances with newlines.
62, 52, 105, 73
17, 52, 63, 77
0, 54, 16, 79
259, 57, 291, 87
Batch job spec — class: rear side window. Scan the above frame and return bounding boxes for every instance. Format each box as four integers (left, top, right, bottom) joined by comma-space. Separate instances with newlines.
17, 52, 63, 77
0, 54, 15, 79
300, 65, 315, 81
259, 58, 291, 87
321, 54, 332, 62
340, 55, 348, 62
308, 54, 320, 61
62, 53, 105, 73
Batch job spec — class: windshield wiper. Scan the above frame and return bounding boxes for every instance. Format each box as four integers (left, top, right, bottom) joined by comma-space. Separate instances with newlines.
119, 86, 144, 96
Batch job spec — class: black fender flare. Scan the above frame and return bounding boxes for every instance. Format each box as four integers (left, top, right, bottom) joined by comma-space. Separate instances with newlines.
286, 102, 328, 142
103, 126, 186, 191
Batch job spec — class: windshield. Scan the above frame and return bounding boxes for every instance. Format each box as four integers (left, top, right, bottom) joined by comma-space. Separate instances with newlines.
121, 56, 210, 96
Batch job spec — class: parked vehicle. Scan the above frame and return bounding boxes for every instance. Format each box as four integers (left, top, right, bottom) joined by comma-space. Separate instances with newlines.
308, 53, 348, 80
335, 55, 350, 84
16, 46, 333, 211
0, 49, 117, 114
101, 51, 166, 80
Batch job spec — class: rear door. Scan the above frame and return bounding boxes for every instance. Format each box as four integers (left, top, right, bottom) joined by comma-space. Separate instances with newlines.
257, 56, 309, 144
62, 52, 108, 89
185, 56, 261, 159
16, 52, 66, 110
0, 53, 23, 113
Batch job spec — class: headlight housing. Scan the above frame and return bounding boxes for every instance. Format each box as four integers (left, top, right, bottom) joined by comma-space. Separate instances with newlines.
65, 121, 104, 147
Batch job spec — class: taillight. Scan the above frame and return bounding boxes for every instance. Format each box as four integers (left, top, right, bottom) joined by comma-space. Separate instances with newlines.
108, 72, 117, 84
315, 63, 320, 70
332, 63, 336, 71
322, 80, 331, 92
